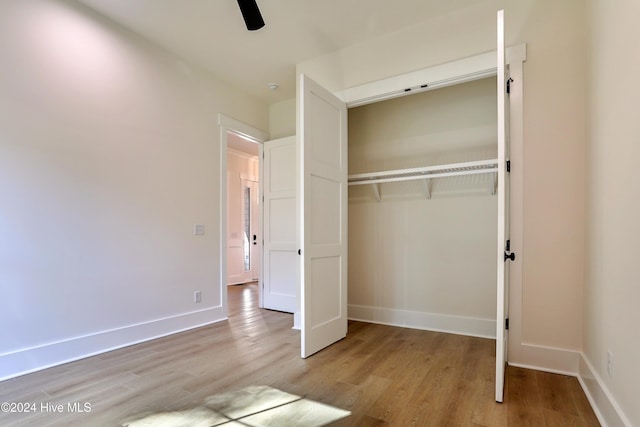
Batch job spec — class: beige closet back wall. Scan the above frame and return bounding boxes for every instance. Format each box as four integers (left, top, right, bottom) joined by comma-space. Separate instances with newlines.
347, 77, 498, 336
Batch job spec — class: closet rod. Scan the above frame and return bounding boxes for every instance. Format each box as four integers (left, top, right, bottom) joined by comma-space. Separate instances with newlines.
348, 159, 498, 186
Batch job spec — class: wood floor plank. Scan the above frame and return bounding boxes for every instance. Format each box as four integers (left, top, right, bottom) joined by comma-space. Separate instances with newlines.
507, 366, 547, 426
470, 355, 508, 426
0, 283, 600, 426
536, 370, 580, 416
570, 377, 602, 426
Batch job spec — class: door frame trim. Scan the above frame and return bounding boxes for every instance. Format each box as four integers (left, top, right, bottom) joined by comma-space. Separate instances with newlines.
218, 114, 268, 317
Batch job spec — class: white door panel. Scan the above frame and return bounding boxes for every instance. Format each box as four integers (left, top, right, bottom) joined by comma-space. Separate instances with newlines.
263, 136, 297, 313
496, 8, 511, 403
270, 198, 296, 242
310, 176, 341, 244
299, 74, 348, 358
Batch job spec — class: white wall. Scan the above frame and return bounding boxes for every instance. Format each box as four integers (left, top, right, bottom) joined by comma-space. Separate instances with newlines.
269, 99, 296, 139
226, 148, 259, 285
0, 0, 267, 380
348, 78, 498, 337
298, 0, 587, 372
582, 1, 640, 425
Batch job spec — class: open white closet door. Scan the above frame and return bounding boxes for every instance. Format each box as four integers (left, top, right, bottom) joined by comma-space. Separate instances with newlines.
496, 9, 513, 403
263, 136, 297, 313
298, 74, 348, 358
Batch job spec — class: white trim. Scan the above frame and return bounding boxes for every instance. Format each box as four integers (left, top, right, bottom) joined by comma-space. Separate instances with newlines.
507, 362, 577, 378
336, 44, 526, 108
578, 353, 633, 427
0, 307, 225, 381
506, 44, 526, 375
506, 43, 527, 65
348, 304, 496, 339
293, 312, 301, 330
258, 142, 265, 307
218, 114, 268, 143
338, 51, 497, 107
508, 341, 580, 375
218, 114, 267, 315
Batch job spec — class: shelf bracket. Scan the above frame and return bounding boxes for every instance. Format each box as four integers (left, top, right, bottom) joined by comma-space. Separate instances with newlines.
371, 183, 381, 202
491, 172, 498, 195
421, 178, 433, 200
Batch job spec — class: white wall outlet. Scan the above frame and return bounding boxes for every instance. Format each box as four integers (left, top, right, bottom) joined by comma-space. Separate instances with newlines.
194, 290, 202, 303
606, 350, 613, 377
194, 224, 205, 236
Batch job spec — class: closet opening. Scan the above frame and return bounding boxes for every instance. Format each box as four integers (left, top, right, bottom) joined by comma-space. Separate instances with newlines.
298, 18, 522, 402
346, 76, 499, 340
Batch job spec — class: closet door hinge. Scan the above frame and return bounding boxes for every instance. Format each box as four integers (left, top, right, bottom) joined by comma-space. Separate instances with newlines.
504, 239, 516, 262
506, 160, 511, 172
506, 77, 514, 94
505, 318, 510, 330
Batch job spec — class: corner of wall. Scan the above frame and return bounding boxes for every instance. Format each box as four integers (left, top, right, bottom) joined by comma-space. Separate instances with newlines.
268, 98, 296, 139
578, 353, 633, 427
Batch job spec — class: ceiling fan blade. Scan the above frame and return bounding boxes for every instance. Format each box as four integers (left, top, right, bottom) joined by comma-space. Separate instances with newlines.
236, 0, 265, 31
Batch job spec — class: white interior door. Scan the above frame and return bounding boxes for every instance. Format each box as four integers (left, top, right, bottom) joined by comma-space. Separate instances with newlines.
239, 178, 259, 284
298, 74, 348, 358
227, 173, 255, 286
263, 136, 297, 313
496, 9, 512, 403
249, 180, 260, 282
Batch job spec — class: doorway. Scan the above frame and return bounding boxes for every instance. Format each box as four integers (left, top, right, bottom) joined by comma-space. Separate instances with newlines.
218, 114, 268, 317
226, 132, 261, 286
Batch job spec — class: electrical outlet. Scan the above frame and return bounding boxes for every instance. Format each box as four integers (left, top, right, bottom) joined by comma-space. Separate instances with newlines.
606, 350, 613, 377
194, 290, 202, 303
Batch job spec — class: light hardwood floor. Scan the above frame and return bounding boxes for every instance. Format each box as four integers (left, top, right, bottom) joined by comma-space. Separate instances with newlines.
0, 283, 599, 426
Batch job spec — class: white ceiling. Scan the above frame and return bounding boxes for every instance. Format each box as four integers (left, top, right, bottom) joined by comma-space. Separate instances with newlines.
77, 0, 483, 104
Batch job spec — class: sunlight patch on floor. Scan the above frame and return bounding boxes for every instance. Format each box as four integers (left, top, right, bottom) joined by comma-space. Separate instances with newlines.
122, 385, 351, 426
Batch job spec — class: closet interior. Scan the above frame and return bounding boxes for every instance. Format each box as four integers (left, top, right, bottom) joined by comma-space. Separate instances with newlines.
347, 76, 499, 338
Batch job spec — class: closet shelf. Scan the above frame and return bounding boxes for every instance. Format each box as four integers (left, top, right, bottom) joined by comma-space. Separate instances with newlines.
347, 159, 499, 186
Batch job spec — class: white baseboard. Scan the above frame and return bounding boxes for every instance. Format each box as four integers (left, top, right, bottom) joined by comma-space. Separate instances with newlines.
509, 342, 580, 375
507, 361, 576, 377
348, 304, 496, 338
577, 353, 632, 427
292, 311, 301, 330
0, 306, 226, 381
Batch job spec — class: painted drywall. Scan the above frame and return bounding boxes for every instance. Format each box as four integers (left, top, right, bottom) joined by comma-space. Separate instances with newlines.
0, 0, 267, 380
583, 0, 640, 425
226, 148, 259, 285
348, 78, 498, 336
268, 99, 296, 139
298, 0, 587, 369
